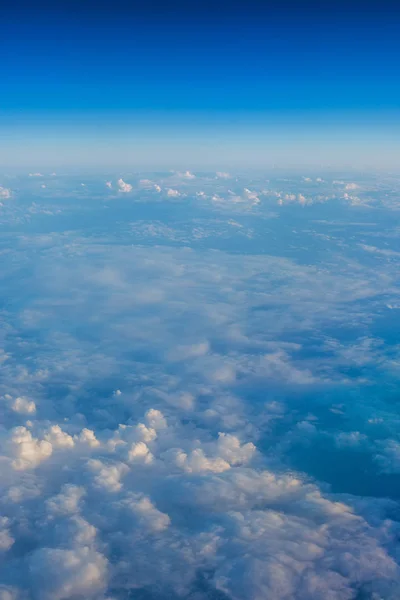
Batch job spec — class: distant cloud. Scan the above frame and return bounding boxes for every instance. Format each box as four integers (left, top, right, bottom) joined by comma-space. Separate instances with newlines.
140, 179, 162, 193
29, 173, 43, 177
0, 187, 11, 199
177, 170, 196, 179
105, 181, 112, 189
117, 178, 133, 193
166, 188, 180, 197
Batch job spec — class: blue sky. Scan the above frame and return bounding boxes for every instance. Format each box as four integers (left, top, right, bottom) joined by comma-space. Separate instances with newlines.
1, 0, 400, 168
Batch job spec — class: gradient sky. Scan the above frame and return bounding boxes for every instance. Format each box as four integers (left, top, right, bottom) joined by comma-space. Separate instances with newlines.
1, 0, 400, 169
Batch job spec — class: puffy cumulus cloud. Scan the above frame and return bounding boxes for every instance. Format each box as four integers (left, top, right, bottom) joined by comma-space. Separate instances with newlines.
128, 440, 153, 463
121, 493, 171, 532
11, 396, 36, 415
105, 181, 112, 189
0, 408, 399, 599
167, 433, 256, 474
145, 408, 167, 430
44, 425, 74, 449
87, 459, 129, 492
75, 428, 100, 447
117, 178, 132, 193
46, 484, 86, 516
8, 426, 53, 470
29, 546, 108, 600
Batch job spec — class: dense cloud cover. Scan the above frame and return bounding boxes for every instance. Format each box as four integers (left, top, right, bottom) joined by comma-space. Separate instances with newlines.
0, 170, 400, 599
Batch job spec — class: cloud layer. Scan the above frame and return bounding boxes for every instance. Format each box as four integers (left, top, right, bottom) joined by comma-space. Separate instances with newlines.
0, 170, 400, 599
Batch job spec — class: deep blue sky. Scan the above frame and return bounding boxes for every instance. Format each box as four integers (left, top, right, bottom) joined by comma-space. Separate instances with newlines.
1, 0, 399, 169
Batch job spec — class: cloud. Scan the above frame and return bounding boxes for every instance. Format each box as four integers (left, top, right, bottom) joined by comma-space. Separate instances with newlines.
8, 426, 53, 470
29, 546, 108, 600
11, 396, 36, 415
117, 178, 132, 193
0, 187, 11, 199
0, 171, 400, 598
166, 188, 181, 197
177, 170, 196, 179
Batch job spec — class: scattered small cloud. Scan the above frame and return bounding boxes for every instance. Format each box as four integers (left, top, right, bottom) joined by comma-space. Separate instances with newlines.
167, 188, 181, 197
0, 187, 11, 199
117, 178, 133, 193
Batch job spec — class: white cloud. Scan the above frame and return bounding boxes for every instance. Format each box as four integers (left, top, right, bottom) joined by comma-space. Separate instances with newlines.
105, 181, 112, 189
0, 187, 11, 199
122, 493, 170, 532
11, 396, 36, 415
9, 426, 53, 470
177, 170, 196, 179
167, 188, 181, 197
29, 547, 108, 600
46, 484, 86, 516
87, 459, 129, 492
44, 425, 74, 449
117, 178, 132, 193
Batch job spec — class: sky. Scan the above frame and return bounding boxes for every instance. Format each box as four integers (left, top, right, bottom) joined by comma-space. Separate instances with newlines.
1, 4, 400, 599
1, 0, 400, 169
